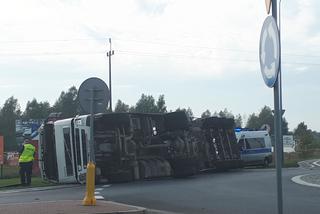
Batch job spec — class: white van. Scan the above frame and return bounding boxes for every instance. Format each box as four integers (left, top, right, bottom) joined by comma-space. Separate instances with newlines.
235, 130, 272, 167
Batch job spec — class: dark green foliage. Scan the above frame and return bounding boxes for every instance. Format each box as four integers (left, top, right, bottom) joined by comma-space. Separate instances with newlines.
0, 97, 21, 151
23, 98, 51, 119
114, 100, 130, 113
294, 122, 320, 150
175, 107, 193, 119
246, 106, 288, 135
201, 109, 211, 118
132, 94, 167, 113
134, 94, 158, 113
52, 86, 79, 117
0, 86, 80, 151
234, 114, 243, 128
2, 88, 320, 154
156, 95, 167, 113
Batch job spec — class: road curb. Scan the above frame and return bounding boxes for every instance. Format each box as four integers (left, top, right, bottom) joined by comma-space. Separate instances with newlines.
147, 209, 182, 214
291, 174, 320, 188
0, 200, 147, 214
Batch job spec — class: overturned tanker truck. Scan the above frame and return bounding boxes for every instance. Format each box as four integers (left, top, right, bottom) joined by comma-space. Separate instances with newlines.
38, 111, 242, 183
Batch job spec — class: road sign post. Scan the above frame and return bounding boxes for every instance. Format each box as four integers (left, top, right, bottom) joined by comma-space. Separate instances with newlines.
259, 0, 283, 214
78, 77, 110, 206
272, 1, 283, 213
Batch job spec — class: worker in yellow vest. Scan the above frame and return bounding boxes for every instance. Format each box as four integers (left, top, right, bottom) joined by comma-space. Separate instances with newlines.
18, 139, 36, 186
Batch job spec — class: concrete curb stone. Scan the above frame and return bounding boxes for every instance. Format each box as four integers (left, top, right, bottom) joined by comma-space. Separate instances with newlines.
0, 200, 146, 214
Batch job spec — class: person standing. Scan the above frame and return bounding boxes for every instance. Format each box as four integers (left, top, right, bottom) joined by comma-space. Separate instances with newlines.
18, 139, 36, 186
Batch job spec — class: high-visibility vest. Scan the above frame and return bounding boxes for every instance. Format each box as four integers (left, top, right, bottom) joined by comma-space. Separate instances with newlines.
19, 144, 35, 163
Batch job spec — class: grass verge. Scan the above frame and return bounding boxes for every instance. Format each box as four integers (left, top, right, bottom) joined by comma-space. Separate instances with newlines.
0, 165, 19, 178
0, 177, 56, 190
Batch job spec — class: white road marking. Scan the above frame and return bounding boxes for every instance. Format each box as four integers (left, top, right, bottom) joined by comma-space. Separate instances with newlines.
312, 160, 320, 167
291, 174, 320, 188
94, 191, 100, 194
300, 161, 314, 168
102, 184, 111, 188
95, 195, 105, 200
95, 188, 103, 191
306, 161, 315, 168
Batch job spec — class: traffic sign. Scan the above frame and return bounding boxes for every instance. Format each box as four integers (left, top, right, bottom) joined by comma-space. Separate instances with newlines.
78, 77, 110, 114
259, 16, 280, 88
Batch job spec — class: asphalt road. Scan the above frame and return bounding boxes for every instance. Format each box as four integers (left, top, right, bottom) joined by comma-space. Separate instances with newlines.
0, 167, 319, 214
100, 167, 320, 214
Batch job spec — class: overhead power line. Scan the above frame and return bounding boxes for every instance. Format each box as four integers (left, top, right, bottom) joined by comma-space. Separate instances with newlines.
0, 49, 319, 67
0, 37, 319, 58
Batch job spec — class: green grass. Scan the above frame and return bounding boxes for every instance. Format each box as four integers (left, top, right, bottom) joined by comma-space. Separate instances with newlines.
268, 159, 299, 168
283, 159, 300, 168
268, 152, 319, 168
0, 176, 55, 189
0, 165, 56, 190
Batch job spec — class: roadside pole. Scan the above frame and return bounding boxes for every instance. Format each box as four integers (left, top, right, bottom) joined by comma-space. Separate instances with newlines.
259, 0, 283, 213
78, 77, 110, 206
82, 89, 97, 206
272, 1, 283, 214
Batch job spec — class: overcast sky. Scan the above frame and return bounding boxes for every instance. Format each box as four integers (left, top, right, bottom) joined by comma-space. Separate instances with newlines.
0, 0, 319, 131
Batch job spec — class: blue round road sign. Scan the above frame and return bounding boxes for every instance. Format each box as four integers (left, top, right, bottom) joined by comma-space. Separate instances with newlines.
259, 16, 280, 88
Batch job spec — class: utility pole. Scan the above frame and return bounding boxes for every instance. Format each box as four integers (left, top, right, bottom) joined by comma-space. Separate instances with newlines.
107, 38, 114, 111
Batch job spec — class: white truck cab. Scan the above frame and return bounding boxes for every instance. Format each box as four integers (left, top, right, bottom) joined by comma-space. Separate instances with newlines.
235, 129, 272, 167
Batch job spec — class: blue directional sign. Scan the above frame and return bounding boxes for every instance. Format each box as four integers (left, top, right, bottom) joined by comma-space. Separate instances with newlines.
259, 16, 280, 88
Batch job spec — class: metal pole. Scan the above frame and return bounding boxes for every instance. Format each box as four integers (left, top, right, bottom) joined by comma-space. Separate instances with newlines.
83, 87, 96, 206
89, 89, 95, 163
279, 0, 284, 164
272, 1, 283, 214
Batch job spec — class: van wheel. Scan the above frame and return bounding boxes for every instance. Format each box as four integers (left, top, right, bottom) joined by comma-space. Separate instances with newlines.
263, 158, 269, 168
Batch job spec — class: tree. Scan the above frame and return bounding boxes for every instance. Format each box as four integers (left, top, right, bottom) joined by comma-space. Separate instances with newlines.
201, 109, 211, 118
235, 114, 243, 128
311, 131, 320, 149
218, 108, 234, 119
282, 118, 289, 135
0, 97, 21, 151
175, 107, 194, 119
133, 94, 167, 113
294, 122, 314, 151
52, 86, 79, 118
23, 98, 51, 119
246, 113, 260, 129
133, 94, 158, 113
114, 100, 130, 113
246, 106, 288, 134
156, 95, 167, 113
